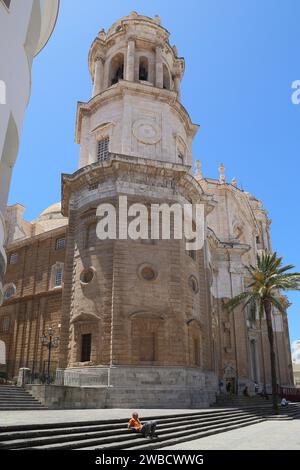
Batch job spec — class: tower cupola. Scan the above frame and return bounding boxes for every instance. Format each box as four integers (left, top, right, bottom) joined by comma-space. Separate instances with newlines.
76, 13, 198, 169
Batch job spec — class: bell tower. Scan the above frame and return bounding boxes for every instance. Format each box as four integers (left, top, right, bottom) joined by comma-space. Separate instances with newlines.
76, 11, 198, 168
58, 13, 217, 408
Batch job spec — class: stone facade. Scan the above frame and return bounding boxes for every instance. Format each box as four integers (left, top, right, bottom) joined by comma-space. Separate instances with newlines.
0, 13, 294, 407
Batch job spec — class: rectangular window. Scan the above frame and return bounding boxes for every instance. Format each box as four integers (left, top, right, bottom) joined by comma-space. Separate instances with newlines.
55, 267, 63, 287
9, 253, 17, 265
1, 0, 11, 9
97, 137, 109, 162
81, 334, 91, 362
55, 238, 65, 250
2, 317, 10, 333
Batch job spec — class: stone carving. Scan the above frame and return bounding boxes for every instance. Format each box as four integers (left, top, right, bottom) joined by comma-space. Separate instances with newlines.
132, 119, 161, 145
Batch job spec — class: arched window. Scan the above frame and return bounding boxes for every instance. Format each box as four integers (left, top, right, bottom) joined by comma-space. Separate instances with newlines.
110, 53, 124, 86
139, 56, 149, 81
163, 64, 171, 90
50, 262, 64, 289
3, 283, 16, 301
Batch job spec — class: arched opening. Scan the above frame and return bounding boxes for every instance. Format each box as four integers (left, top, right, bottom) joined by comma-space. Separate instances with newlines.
3, 283, 16, 301
71, 313, 101, 365
163, 64, 171, 90
110, 53, 124, 86
130, 312, 165, 364
139, 56, 149, 81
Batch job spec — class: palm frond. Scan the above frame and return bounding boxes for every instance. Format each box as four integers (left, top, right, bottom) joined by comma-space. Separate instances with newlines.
224, 292, 252, 312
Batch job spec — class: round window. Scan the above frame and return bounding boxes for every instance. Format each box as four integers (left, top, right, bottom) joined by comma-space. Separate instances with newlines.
3, 284, 16, 301
189, 275, 199, 293
80, 268, 95, 285
139, 264, 157, 281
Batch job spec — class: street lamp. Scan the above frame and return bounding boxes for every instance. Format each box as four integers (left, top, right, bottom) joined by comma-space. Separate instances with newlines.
41, 327, 59, 385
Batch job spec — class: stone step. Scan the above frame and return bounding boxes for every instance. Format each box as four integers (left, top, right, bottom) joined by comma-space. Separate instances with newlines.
0, 409, 252, 439
0, 386, 45, 410
4, 404, 299, 450
21, 415, 265, 450
0, 398, 41, 406
69, 417, 266, 451
0, 411, 266, 449
0, 407, 46, 411
127, 419, 265, 451
0, 407, 275, 450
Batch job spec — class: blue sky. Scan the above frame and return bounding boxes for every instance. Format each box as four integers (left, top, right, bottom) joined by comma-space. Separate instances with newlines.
8, 0, 300, 346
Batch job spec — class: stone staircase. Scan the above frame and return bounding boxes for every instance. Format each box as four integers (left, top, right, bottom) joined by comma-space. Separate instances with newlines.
0, 406, 278, 450
0, 386, 46, 410
215, 394, 271, 407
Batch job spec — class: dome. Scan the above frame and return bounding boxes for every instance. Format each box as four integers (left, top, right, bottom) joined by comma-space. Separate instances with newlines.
40, 202, 62, 217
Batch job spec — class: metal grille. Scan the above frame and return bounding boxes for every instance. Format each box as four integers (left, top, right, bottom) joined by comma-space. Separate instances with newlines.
55, 267, 63, 287
55, 238, 65, 250
97, 138, 109, 162
9, 253, 17, 265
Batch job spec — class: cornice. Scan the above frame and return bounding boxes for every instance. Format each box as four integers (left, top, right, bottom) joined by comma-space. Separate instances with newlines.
5, 225, 67, 252
75, 80, 199, 143
61, 153, 215, 217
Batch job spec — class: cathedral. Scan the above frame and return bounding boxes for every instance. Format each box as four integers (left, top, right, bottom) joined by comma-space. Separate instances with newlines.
0, 13, 294, 408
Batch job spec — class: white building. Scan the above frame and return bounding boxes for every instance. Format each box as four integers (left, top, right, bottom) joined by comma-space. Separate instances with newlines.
0, 0, 60, 305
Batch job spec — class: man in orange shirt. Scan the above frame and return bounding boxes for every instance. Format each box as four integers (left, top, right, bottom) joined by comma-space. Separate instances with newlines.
128, 412, 158, 438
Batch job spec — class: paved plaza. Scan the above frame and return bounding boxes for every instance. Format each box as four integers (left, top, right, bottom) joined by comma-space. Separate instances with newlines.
163, 419, 300, 450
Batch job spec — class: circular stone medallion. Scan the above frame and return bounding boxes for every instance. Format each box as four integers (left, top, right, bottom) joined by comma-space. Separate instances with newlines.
132, 119, 161, 145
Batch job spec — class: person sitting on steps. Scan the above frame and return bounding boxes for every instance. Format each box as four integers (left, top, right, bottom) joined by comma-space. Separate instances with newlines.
128, 412, 158, 439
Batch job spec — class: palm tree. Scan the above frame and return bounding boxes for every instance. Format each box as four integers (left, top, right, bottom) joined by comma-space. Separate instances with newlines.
225, 251, 300, 414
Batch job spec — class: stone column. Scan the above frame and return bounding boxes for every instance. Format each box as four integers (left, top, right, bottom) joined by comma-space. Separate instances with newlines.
92, 57, 104, 97
174, 75, 181, 99
126, 39, 135, 81
155, 45, 164, 88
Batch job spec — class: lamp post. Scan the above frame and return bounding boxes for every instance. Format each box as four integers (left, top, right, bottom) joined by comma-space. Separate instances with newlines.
41, 327, 59, 385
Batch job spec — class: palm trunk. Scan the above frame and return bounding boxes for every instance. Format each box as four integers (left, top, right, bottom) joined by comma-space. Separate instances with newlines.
264, 299, 279, 414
